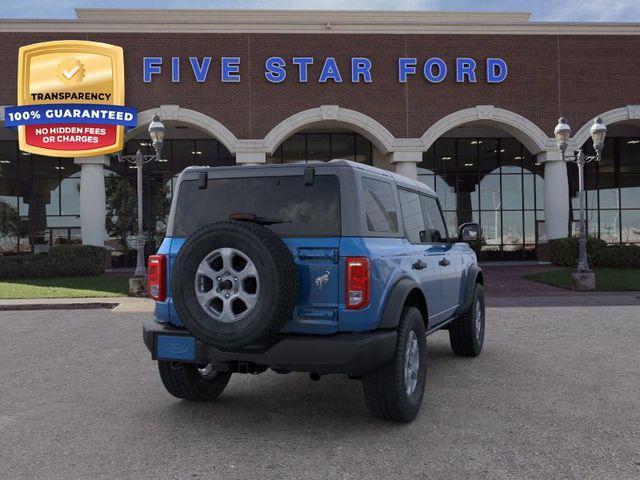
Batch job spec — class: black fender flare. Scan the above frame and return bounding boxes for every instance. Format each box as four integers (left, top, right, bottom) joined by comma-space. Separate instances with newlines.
378, 277, 425, 329
459, 264, 483, 315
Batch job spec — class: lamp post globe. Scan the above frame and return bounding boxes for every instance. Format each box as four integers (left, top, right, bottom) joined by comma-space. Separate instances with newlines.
590, 116, 607, 154
148, 113, 166, 158
554, 117, 571, 155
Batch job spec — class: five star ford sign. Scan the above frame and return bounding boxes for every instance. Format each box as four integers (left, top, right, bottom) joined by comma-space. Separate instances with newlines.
5, 40, 137, 157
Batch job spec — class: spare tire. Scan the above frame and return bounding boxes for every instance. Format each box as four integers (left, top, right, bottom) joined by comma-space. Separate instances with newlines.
171, 221, 298, 350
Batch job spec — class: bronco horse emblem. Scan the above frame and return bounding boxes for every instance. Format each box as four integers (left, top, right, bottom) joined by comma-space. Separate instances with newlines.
314, 271, 330, 289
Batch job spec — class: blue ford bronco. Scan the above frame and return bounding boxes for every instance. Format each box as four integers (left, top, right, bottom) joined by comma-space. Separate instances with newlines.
143, 160, 484, 422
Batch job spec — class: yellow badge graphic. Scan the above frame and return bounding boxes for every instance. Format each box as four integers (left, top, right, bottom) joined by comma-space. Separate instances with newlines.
56, 58, 85, 85
6, 40, 136, 158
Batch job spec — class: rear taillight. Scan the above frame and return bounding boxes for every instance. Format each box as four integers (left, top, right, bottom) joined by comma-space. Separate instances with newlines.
148, 255, 166, 301
346, 257, 370, 309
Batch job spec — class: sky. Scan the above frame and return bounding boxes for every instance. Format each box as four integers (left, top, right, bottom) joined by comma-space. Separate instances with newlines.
0, 0, 639, 22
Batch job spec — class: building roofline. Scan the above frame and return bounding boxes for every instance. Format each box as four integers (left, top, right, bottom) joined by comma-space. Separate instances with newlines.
73, 9, 532, 24
0, 9, 638, 35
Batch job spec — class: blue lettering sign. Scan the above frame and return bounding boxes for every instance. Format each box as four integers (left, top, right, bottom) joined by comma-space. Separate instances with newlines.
189, 57, 211, 83
487, 58, 508, 83
398, 58, 417, 83
143, 57, 162, 83
456, 58, 477, 83
221, 57, 241, 83
171, 57, 180, 83
265, 56, 287, 83
424, 58, 447, 83
141, 55, 508, 85
292, 57, 313, 82
319, 57, 342, 83
351, 57, 372, 83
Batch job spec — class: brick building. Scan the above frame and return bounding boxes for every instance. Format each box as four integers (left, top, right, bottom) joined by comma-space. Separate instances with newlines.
0, 9, 639, 262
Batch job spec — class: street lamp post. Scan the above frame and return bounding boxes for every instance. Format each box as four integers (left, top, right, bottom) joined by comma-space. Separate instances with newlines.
117, 113, 166, 277
553, 116, 607, 287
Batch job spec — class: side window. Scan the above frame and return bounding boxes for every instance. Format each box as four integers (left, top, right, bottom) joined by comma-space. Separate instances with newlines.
420, 195, 448, 243
399, 189, 427, 243
361, 177, 399, 233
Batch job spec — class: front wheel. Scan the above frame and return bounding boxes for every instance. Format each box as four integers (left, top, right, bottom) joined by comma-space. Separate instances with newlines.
449, 283, 485, 357
158, 361, 232, 401
362, 306, 427, 423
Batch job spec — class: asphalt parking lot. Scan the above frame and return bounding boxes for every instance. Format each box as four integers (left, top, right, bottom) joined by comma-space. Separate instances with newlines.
1, 304, 639, 480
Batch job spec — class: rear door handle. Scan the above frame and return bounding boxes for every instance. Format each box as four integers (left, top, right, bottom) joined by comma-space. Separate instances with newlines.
412, 259, 427, 270
439, 257, 451, 267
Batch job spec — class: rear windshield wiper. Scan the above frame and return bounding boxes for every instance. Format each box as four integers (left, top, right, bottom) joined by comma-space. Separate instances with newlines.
229, 212, 290, 225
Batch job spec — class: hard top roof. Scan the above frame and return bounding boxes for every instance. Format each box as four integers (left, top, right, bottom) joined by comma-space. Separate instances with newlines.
183, 159, 437, 197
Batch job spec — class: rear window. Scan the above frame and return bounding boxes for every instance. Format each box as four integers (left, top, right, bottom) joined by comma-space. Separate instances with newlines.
173, 175, 341, 237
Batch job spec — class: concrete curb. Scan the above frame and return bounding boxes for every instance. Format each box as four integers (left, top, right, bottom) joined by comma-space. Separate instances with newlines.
0, 302, 119, 311
487, 293, 640, 308
0, 296, 154, 313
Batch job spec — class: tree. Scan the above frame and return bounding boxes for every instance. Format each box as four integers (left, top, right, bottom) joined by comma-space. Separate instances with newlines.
105, 176, 137, 252
104, 175, 172, 253
0, 201, 20, 253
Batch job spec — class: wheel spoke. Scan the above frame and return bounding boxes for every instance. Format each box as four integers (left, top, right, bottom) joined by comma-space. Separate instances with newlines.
196, 262, 218, 281
404, 331, 419, 395
219, 298, 239, 323
237, 264, 258, 281
236, 290, 258, 309
220, 248, 234, 272
195, 287, 219, 306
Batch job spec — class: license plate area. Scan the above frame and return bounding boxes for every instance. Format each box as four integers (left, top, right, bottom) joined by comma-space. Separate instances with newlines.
156, 335, 196, 361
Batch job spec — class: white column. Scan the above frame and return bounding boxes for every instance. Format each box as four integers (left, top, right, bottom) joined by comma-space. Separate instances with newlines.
538, 151, 569, 240
74, 155, 109, 246
391, 151, 422, 180
236, 151, 266, 165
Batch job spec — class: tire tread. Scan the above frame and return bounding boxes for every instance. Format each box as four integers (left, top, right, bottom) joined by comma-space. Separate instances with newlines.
362, 306, 426, 423
449, 283, 484, 357
158, 361, 231, 401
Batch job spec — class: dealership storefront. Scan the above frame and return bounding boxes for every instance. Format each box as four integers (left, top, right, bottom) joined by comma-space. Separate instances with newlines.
0, 9, 639, 263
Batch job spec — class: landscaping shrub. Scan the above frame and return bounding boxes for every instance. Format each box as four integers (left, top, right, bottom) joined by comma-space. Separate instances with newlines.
550, 237, 640, 268
593, 244, 640, 269
0, 245, 107, 279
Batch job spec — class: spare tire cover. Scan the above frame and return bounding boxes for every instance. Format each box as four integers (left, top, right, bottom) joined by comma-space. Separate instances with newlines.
171, 221, 298, 350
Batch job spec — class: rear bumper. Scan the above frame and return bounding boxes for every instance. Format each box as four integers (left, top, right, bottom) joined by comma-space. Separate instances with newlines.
143, 319, 397, 375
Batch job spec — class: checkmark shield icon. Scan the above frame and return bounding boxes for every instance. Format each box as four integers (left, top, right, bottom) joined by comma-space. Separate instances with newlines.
62, 65, 80, 79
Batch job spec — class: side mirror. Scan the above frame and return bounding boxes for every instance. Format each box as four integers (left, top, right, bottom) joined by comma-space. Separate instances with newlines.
458, 222, 480, 243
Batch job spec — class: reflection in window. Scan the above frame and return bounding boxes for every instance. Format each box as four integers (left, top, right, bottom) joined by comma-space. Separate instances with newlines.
420, 195, 448, 243
599, 210, 620, 243
362, 178, 398, 233
436, 175, 456, 211
501, 175, 523, 210
480, 175, 501, 211
60, 178, 80, 215
307, 134, 331, 162
621, 211, 640, 243
524, 211, 536, 245
332, 134, 355, 161
569, 137, 640, 245
620, 175, 640, 209
419, 136, 542, 260
500, 138, 522, 174
502, 211, 524, 250
481, 210, 501, 247
417, 167, 435, 190
398, 190, 426, 243
270, 132, 373, 165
